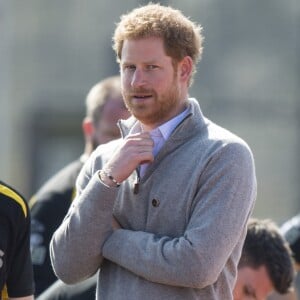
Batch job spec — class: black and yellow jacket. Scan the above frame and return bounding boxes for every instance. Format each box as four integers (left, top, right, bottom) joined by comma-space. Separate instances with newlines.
0, 181, 34, 299
29, 159, 83, 296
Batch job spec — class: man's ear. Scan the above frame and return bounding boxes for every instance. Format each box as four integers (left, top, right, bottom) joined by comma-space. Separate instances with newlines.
179, 56, 193, 82
82, 117, 94, 138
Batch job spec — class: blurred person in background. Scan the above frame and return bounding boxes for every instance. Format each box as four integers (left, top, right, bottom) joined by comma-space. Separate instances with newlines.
29, 75, 130, 296
0, 180, 34, 300
268, 213, 300, 300
50, 3, 256, 299
234, 218, 295, 300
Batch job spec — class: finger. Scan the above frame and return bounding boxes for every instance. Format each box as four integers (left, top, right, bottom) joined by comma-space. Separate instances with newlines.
124, 136, 154, 148
125, 148, 154, 163
127, 132, 153, 143
137, 153, 154, 164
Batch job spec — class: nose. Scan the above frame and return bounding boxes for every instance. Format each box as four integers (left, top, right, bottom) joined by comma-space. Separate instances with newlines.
131, 69, 146, 88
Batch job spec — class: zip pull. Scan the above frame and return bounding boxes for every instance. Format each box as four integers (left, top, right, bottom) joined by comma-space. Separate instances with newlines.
133, 181, 139, 194
134, 168, 141, 194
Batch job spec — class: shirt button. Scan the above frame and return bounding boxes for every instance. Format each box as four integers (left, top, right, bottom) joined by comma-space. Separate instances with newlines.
152, 199, 160, 207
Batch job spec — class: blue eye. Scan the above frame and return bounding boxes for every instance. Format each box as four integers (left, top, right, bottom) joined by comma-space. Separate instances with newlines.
147, 65, 158, 70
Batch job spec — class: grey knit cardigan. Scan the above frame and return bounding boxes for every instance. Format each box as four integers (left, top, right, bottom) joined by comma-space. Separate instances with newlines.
50, 98, 256, 300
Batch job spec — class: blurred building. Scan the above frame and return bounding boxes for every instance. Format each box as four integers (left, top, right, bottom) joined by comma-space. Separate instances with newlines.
0, 0, 299, 224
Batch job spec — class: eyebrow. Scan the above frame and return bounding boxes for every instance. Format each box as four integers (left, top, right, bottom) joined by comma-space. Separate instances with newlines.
122, 57, 161, 64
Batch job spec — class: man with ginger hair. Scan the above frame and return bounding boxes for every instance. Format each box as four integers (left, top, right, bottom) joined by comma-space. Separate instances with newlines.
50, 4, 256, 299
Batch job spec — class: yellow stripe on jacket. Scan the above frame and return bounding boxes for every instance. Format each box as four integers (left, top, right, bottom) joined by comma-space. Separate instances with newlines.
0, 184, 27, 218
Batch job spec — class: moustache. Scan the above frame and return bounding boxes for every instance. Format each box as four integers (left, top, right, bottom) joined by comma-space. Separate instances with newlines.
125, 88, 154, 95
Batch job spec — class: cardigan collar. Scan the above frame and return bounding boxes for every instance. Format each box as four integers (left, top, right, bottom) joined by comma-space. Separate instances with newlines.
118, 98, 208, 141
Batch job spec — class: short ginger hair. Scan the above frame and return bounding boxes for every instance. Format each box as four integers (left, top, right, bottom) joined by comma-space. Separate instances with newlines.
112, 3, 204, 86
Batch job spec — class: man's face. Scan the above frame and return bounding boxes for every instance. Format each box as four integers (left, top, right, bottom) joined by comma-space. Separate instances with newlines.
234, 266, 274, 300
92, 97, 130, 147
120, 36, 185, 129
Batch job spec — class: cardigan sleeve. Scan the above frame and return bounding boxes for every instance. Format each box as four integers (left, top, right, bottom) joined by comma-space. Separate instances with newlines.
49, 155, 118, 284
102, 141, 256, 288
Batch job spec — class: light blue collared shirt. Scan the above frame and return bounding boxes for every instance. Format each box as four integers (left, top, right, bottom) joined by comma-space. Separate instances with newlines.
130, 107, 189, 177
129, 106, 189, 156
151, 107, 189, 156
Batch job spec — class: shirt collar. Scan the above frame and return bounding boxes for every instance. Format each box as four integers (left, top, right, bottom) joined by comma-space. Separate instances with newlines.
129, 106, 189, 140
158, 107, 189, 140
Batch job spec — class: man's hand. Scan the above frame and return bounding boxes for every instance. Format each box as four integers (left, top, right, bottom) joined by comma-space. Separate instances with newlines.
103, 132, 154, 183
